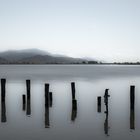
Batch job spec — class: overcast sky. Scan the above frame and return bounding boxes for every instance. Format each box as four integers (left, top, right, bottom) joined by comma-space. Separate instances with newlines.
0, 0, 140, 62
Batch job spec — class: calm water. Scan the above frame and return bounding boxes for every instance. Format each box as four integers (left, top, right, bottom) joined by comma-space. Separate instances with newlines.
0, 65, 140, 140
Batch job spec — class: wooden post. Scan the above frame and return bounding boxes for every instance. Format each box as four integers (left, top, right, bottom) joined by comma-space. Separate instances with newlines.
45, 84, 49, 108
130, 86, 135, 110
130, 85, 135, 130
71, 82, 77, 121
104, 89, 110, 136
97, 96, 101, 113
26, 80, 31, 116
45, 84, 50, 128
1, 79, 6, 122
71, 82, 75, 100
1, 79, 6, 102
49, 92, 53, 107
104, 89, 110, 114
22, 94, 26, 111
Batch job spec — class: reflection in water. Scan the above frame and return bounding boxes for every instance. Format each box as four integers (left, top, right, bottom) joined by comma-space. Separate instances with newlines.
130, 86, 135, 130
45, 106, 50, 128
130, 110, 135, 130
104, 112, 109, 136
1, 79, 7, 123
1, 101, 6, 122
71, 99, 77, 121
0, 75, 139, 140
26, 80, 31, 116
45, 84, 50, 128
104, 89, 110, 136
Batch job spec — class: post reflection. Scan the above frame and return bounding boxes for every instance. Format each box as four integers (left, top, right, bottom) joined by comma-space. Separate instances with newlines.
71, 99, 77, 121
1, 101, 6, 122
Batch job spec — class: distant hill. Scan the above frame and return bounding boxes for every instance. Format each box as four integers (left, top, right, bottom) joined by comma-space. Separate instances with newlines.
0, 57, 8, 64
0, 49, 48, 62
0, 49, 98, 64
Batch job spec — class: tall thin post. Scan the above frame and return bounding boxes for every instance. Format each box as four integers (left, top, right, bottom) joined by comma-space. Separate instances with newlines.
1, 79, 6, 122
71, 82, 77, 121
71, 82, 75, 100
130, 85, 135, 130
26, 80, 31, 116
104, 89, 110, 136
1, 79, 6, 102
45, 84, 50, 128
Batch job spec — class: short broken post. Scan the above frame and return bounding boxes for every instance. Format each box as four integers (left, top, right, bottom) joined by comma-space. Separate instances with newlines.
97, 96, 101, 113
22, 94, 26, 111
49, 92, 53, 107
130, 85, 135, 130
26, 80, 31, 116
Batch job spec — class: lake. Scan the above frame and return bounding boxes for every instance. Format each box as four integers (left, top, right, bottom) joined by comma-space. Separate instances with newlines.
0, 65, 140, 140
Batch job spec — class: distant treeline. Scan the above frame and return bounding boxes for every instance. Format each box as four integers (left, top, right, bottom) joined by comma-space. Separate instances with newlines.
0, 61, 99, 64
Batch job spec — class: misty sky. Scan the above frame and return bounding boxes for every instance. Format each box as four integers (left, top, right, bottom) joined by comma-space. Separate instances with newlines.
0, 0, 140, 62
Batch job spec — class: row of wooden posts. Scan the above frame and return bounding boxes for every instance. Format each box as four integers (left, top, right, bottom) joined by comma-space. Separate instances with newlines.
0, 79, 135, 134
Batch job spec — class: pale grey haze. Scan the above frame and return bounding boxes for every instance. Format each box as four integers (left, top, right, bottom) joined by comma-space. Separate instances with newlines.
0, 0, 140, 62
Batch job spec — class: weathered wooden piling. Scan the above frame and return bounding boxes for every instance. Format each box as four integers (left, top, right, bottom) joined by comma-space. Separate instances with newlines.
49, 92, 53, 107
130, 85, 135, 110
71, 82, 77, 121
26, 80, 31, 115
130, 85, 135, 130
97, 96, 101, 113
71, 82, 75, 100
103, 89, 110, 136
104, 89, 110, 114
45, 84, 50, 128
1, 79, 6, 102
22, 94, 26, 111
45, 84, 49, 108
1, 79, 7, 122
